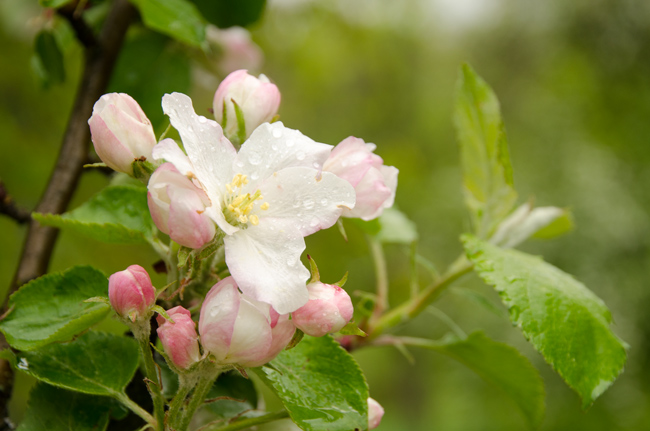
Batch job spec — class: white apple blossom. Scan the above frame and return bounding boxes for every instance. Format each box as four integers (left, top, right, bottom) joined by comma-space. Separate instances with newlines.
153, 92, 355, 313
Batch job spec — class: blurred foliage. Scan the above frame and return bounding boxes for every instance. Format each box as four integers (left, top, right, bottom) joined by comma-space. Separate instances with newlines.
2, 0, 650, 429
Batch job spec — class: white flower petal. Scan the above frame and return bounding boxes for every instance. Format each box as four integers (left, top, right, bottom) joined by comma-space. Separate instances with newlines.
161, 93, 236, 197
235, 122, 332, 188
224, 220, 310, 314
152, 139, 194, 176
259, 167, 356, 236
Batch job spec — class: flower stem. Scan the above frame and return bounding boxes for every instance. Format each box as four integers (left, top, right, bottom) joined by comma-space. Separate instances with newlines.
367, 235, 389, 323
167, 373, 199, 429
133, 321, 165, 431
176, 366, 222, 431
368, 254, 473, 339
198, 410, 290, 431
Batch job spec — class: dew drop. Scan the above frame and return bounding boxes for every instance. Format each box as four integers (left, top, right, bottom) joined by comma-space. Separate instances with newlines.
272, 128, 283, 138
286, 139, 295, 147
271, 144, 278, 151
198, 116, 207, 123
248, 152, 262, 165
303, 198, 315, 209
313, 162, 320, 169
251, 172, 259, 180
287, 258, 296, 267
309, 217, 320, 227
320, 198, 328, 205
296, 151, 306, 161
292, 198, 301, 208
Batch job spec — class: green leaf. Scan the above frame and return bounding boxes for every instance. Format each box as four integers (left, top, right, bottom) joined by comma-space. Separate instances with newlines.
130, 0, 207, 47
454, 64, 517, 238
38, 0, 72, 8
33, 30, 65, 87
17, 383, 112, 431
491, 203, 572, 248
375, 207, 418, 244
417, 332, 545, 428
0, 266, 110, 351
532, 209, 574, 240
15, 332, 139, 396
108, 31, 192, 130
462, 235, 627, 407
253, 336, 368, 431
205, 371, 259, 419
191, 0, 266, 28
33, 185, 155, 244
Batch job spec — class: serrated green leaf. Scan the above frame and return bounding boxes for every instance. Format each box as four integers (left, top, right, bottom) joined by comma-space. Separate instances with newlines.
375, 207, 418, 244
16, 332, 139, 396
0, 266, 110, 351
253, 336, 368, 431
205, 371, 259, 419
462, 235, 627, 408
454, 64, 517, 238
130, 0, 207, 47
191, 0, 266, 28
33, 30, 65, 87
33, 185, 155, 244
108, 32, 192, 130
17, 383, 112, 431
418, 332, 545, 428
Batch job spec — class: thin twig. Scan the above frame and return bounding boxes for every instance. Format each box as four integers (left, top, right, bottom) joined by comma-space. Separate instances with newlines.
1, 0, 137, 426
0, 182, 30, 224
57, 2, 97, 48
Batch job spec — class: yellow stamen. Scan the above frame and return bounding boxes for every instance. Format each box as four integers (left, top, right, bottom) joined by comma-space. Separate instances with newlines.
260, 202, 270, 210
250, 215, 259, 225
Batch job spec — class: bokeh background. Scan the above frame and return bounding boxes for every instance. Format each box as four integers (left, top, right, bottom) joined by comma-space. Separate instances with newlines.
2, 0, 650, 429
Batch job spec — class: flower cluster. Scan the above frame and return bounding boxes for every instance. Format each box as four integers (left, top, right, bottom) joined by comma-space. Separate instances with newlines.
91, 70, 398, 372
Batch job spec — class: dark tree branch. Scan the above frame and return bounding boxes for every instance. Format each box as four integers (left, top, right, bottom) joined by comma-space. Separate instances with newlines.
57, 4, 97, 49
0, 182, 30, 224
1, 0, 137, 426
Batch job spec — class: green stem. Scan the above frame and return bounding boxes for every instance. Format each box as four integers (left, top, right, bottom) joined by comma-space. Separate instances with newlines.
367, 235, 389, 322
167, 373, 199, 429
369, 254, 473, 339
115, 392, 156, 428
199, 410, 290, 431
177, 368, 221, 431
134, 321, 165, 431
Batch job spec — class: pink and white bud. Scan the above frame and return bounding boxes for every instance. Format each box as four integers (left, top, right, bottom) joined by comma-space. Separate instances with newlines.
213, 70, 281, 140
147, 162, 216, 249
291, 282, 353, 337
199, 277, 295, 368
108, 265, 156, 320
206, 26, 263, 76
156, 306, 201, 369
323, 137, 398, 221
88, 93, 157, 175
367, 397, 385, 429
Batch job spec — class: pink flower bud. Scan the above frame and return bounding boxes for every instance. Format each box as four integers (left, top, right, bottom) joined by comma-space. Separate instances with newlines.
88, 93, 157, 175
291, 282, 353, 337
213, 70, 281, 140
199, 277, 295, 367
147, 163, 216, 249
206, 26, 263, 76
323, 137, 398, 221
156, 306, 201, 369
367, 397, 385, 429
108, 265, 156, 320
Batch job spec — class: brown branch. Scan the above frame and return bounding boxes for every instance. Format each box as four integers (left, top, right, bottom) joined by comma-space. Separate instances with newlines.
1, 0, 137, 426
57, 3, 97, 49
0, 182, 30, 224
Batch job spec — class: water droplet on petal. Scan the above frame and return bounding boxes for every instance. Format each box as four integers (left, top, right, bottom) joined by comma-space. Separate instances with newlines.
286, 139, 295, 147
296, 151, 306, 161
309, 217, 319, 227
303, 198, 315, 209
321, 198, 328, 205
273, 128, 283, 138
198, 116, 207, 123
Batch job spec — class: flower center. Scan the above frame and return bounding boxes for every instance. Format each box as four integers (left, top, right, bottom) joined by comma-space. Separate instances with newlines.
223, 174, 269, 227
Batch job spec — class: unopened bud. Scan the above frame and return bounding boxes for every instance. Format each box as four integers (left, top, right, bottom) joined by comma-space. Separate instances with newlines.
147, 163, 216, 249
199, 277, 295, 367
156, 306, 201, 370
88, 93, 157, 175
324, 137, 398, 221
108, 265, 156, 321
291, 282, 353, 337
213, 70, 280, 142
368, 397, 385, 429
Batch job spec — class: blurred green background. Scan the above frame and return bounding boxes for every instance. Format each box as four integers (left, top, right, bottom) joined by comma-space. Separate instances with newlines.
1, 0, 650, 429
